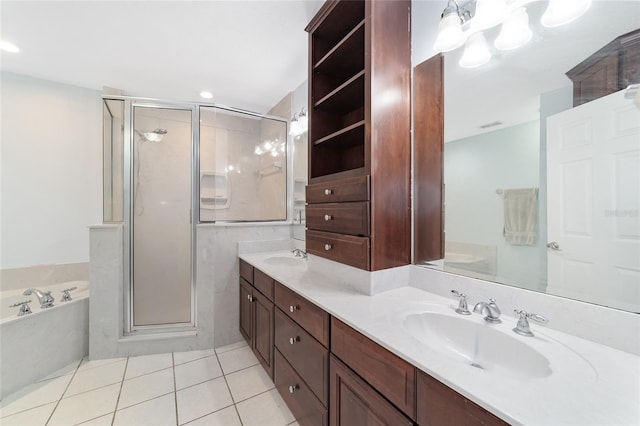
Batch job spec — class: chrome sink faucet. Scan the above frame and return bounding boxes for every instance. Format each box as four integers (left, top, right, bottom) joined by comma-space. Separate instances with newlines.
473, 298, 501, 323
23, 288, 55, 309
291, 249, 307, 259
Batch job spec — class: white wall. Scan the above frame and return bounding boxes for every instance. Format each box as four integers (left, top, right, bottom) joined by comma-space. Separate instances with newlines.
444, 121, 544, 291
0, 72, 102, 269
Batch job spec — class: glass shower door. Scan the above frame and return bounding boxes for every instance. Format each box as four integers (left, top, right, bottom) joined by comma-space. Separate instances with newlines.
131, 106, 193, 327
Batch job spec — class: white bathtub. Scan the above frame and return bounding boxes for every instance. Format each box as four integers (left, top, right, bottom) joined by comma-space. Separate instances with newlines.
0, 281, 89, 400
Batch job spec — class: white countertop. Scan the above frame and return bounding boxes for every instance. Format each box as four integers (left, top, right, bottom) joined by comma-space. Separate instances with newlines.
240, 250, 640, 426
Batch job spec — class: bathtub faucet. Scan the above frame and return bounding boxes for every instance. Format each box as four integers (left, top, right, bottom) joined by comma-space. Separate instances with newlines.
23, 288, 55, 309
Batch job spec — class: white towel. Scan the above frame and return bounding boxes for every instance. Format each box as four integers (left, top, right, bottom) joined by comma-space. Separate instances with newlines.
502, 188, 538, 246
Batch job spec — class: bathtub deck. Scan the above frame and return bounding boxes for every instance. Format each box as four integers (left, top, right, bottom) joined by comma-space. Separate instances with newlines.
0, 342, 297, 426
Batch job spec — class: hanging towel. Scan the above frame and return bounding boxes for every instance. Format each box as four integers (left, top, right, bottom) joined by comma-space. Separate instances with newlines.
502, 188, 538, 246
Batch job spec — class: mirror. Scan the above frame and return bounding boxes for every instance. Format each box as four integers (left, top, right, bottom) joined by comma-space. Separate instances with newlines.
423, 1, 640, 313
291, 81, 309, 241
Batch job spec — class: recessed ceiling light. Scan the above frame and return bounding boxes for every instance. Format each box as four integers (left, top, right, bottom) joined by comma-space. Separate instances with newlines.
0, 40, 20, 53
200, 91, 213, 99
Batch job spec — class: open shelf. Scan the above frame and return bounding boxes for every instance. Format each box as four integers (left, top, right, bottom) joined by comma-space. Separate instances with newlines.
311, 1, 365, 63
314, 120, 365, 146
314, 71, 365, 113
314, 20, 365, 79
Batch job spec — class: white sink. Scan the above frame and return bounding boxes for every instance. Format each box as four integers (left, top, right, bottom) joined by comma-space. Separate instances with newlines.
263, 256, 306, 267
404, 312, 551, 379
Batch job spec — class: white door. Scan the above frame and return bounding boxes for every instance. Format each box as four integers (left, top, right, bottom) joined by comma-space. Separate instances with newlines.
547, 89, 640, 312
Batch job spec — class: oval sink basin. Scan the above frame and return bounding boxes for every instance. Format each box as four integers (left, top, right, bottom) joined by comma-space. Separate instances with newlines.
404, 312, 551, 379
263, 256, 305, 267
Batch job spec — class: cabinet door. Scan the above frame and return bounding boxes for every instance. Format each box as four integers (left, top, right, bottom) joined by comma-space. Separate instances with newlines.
417, 371, 508, 426
330, 355, 412, 426
239, 277, 253, 343
253, 291, 274, 378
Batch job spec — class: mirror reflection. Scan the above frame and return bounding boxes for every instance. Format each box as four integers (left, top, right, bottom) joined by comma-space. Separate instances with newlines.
429, 1, 640, 313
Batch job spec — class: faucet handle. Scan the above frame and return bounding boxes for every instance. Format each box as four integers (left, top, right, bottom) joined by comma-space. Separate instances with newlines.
450, 290, 471, 315
61, 287, 78, 302
488, 298, 501, 316
10, 300, 33, 316
513, 310, 548, 337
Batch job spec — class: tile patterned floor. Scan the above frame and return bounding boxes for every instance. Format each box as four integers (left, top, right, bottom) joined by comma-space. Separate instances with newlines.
0, 342, 299, 426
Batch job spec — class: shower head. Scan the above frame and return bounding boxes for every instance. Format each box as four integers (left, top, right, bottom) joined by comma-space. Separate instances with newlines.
136, 128, 167, 143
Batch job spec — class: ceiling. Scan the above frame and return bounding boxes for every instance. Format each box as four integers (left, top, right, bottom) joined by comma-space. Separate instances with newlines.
0, 0, 324, 114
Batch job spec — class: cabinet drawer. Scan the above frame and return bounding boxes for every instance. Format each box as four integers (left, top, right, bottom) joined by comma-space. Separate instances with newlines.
275, 349, 328, 426
306, 202, 369, 236
254, 268, 274, 301
306, 176, 369, 203
330, 355, 413, 426
274, 282, 330, 348
331, 317, 416, 420
306, 230, 369, 270
417, 370, 508, 426
239, 259, 253, 284
275, 309, 329, 406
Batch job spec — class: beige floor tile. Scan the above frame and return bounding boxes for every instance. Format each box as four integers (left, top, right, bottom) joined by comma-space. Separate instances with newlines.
173, 349, 216, 366
64, 359, 126, 397
174, 356, 222, 390
0, 402, 56, 426
125, 353, 173, 379
48, 383, 120, 426
182, 405, 241, 426
37, 359, 81, 382
117, 368, 174, 410
214, 341, 248, 355
76, 412, 115, 425
0, 374, 72, 417
235, 388, 295, 426
113, 393, 177, 426
216, 345, 259, 375
225, 364, 275, 403
175, 377, 233, 425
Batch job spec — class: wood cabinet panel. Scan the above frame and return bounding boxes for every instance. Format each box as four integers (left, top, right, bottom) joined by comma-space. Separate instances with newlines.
413, 54, 444, 264
306, 175, 369, 204
275, 309, 329, 406
306, 202, 369, 236
239, 259, 253, 284
306, 230, 369, 270
253, 291, 274, 379
254, 268, 274, 301
331, 317, 416, 420
275, 282, 330, 348
330, 355, 413, 426
275, 350, 328, 426
417, 370, 509, 426
239, 277, 253, 343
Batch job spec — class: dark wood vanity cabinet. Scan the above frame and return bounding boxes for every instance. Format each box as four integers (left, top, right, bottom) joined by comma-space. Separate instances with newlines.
417, 371, 509, 426
567, 29, 640, 107
305, 0, 412, 272
274, 281, 330, 426
239, 260, 274, 378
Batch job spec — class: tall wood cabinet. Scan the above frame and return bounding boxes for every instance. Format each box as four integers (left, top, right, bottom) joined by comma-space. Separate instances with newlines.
305, 0, 412, 271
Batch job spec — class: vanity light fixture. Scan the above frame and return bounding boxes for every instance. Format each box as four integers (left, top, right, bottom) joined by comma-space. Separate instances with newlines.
289, 107, 308, 137
199, 91, 213, 99
0, 39, 20, 53
289, 115, 301, 136
434, 0, 591, 67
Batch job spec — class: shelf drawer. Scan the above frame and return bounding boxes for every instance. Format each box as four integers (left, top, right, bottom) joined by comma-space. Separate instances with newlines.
254, 268, 274, 301
306, 176, 369, 203
274, 282, 330, 348
306, 202, 369, 236
275, 349, 328, 426
306, 230, 369, 270
239, 259, 253, 284
275, 308, 329, 406
331, 317, 416, 420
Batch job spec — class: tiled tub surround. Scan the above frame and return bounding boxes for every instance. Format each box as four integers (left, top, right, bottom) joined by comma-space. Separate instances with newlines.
240, 250, 640, 425
0, 281, 90, 400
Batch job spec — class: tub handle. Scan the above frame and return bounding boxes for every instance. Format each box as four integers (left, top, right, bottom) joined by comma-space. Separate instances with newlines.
61, 287, 78, 302
9, 300, 32, 316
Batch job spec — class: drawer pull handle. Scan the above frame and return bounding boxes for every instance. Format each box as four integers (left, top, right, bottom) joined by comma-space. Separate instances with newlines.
324, 214, 332, 221
289, 336, 299, 345
289, 305, 299, 313
324, 244, 332, 251
324, 189, 332, 195
289, 384, 299, 394
247, 294, 254, 302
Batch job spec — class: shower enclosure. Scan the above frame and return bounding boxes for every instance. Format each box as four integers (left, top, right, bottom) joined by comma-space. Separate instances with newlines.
103, 97, 287, 334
